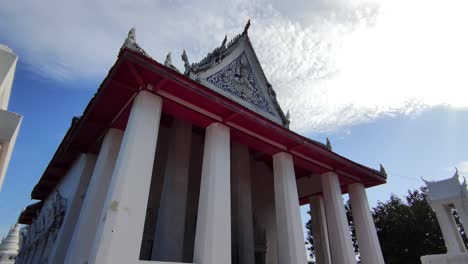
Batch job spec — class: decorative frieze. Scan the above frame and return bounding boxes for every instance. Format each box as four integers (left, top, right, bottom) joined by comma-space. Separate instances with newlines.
16, 192, 66, 264
206, 52, 276, 116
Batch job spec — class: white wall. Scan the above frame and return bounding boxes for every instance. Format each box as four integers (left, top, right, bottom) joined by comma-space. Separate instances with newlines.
45, 154, 97, 264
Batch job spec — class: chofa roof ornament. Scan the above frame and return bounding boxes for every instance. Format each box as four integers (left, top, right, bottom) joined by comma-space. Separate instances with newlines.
325, 137, 332, 151
380, 164, 387, 178
453, 167, 460, 179
121, 28, 151, 58
181, 50, 191, 75
164, 52, 180, 73
243, 19, 251, 35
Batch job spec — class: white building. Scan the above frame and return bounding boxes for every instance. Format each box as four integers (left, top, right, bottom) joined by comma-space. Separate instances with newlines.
17, 23, 387, 264
421, 170, 468, 264
0, 44, 22, 190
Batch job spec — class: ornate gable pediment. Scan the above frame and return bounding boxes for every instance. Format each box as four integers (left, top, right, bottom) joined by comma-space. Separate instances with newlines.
182, 22, 289, 127
205, 51, 276, 117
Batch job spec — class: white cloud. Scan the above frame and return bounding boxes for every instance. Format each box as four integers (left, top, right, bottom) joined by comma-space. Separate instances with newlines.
1, 0, 467, 132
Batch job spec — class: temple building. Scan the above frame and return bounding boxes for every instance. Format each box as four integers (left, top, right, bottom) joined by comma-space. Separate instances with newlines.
17, 22, 387, 264
0, 44, 22, 191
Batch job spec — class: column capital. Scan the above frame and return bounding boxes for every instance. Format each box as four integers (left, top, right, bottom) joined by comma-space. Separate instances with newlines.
321, 171, 339, 177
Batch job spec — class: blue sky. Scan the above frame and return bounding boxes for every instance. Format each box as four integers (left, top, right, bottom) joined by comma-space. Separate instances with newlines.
1, 0, 468, 241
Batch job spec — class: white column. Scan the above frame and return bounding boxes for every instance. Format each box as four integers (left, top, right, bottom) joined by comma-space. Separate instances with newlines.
348, 183, 384, 264
88, 90, 162, 264
65, 128, 124, 264
152, 119, 192, 261
194, 123, 231, 264
48, 153, 97, 264
309, 195, 332, 264
272, 152, 308, 264
432, 203, 467, 253
321, 172, 355, 264
231, 142, 255, 264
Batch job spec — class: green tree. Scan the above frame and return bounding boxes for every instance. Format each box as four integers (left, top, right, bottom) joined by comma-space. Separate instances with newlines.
373, 188, 446, 263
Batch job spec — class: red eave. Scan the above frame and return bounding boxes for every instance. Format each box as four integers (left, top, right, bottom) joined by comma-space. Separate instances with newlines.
31, 48, 386, 202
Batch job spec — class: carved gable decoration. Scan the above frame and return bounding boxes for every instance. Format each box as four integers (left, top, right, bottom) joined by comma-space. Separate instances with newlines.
184, 24, 289, 127
205, 52, 276, 117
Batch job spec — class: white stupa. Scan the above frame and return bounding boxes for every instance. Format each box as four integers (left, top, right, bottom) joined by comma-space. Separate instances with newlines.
0, 224, 20, 263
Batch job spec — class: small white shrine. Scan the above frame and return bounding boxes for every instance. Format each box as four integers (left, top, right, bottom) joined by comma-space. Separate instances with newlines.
421, 169, 468, 264
0, 224, 20, 263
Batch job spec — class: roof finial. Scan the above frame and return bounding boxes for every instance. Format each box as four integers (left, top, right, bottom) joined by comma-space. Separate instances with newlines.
380, 164, 388, 178
326, 138, 332, 151
222, 35, 228, 48
243, 19, 251, 35
421, 176, 430, 185
453, 167, 460, 179
182, 50, 191, 75
164, 52, 172, 66
163, 51, 180, 73
121, 27, 152, 58
125, 27, 136, 46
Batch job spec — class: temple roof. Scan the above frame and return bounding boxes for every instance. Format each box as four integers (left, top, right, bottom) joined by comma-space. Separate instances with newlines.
423, 168, 468, 202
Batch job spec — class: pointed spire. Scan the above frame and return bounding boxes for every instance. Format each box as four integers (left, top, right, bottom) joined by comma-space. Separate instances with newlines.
181, 50, 191, 75
0, 223, 20, 256
121, 27, 151, 58
453, 167, 460, 179
221, 35, 228, 48
164, 51, 180, 73
164, 52, 172, 66
285, 110, 290, 120
243, 19, 251, 35
124, 27, 136, 46
421, 176, 430, 185
325, 138, 332, 151
380, 164, 387, 178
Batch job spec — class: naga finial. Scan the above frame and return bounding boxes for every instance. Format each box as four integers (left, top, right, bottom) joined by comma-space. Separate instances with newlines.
243, 19, 251, 35
421, 176, 430, 185
125, 27, 137, 46
164, 52, 172, 66
453, 167, 460, 179
181, 50, 191, 75
380, 164, 387, 178
221, 35, 228, 48
286, 110, 290, 120
326, 138, 332, 151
